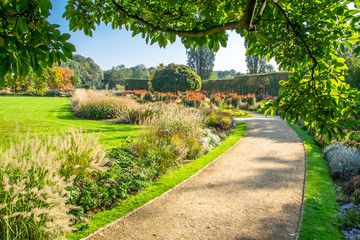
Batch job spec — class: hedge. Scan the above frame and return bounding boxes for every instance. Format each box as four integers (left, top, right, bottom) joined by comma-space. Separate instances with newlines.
124, 78, 150, 91
202, 72, 290, 96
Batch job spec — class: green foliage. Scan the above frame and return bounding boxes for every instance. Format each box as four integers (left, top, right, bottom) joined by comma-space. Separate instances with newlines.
150, 64, 201, 92
345, 56, 360, 89
202, 72, 290, 96
0, 0, 75, 84
124, 78, 150, 91
186, 46, 216, 80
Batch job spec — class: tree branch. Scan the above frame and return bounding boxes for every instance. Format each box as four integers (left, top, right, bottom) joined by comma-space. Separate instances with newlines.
111, 0, 259, 37
270, 0, 318, 66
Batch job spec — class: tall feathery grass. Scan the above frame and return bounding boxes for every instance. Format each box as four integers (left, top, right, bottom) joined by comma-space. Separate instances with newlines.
0, 128, 109, 239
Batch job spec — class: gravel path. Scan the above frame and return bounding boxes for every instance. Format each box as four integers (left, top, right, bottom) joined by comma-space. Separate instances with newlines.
85, 113, 306, 240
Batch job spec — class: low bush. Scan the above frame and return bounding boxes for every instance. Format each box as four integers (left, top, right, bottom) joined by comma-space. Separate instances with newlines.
323, 143, 360, 180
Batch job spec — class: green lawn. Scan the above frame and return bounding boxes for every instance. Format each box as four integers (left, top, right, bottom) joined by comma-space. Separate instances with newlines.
0, 96, 140, 149
290, 124, 342, 240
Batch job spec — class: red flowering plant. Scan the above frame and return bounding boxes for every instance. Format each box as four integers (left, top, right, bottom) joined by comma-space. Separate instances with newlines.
181, 91, 206, 108
210, 92, 225, 106
242, 93, 256, 106
226, 93, 242, 109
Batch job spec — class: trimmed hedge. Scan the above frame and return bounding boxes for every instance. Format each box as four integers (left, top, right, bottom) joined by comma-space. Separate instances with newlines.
124, 78, 150, 91
202, 72, 290, 96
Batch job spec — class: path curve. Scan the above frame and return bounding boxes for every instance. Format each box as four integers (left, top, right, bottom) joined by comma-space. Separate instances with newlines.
86, 113, 306, 240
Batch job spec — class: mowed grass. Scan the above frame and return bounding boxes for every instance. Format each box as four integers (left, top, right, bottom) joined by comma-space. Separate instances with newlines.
290, 124, 342, 239
0, 96, 140, 149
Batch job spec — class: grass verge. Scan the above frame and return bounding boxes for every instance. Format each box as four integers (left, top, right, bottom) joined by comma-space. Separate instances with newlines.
290, 124, 342, 240
67, 122, 247, 240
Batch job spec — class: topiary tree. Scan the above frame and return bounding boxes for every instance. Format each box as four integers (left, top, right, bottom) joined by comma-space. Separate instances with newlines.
150, 64, 201, 92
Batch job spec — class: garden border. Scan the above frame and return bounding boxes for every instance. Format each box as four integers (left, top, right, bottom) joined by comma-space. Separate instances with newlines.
67, 122, 247, 240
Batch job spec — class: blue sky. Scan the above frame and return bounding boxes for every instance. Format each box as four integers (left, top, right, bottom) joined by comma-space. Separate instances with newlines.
48, 1, 250, 72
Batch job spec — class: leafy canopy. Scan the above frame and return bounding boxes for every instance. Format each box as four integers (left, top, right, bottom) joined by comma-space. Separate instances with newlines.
0, 0, 75, 84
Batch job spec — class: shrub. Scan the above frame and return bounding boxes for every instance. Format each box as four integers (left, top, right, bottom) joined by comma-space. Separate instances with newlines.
0, 134, 75, 239
350, 131, 360, 143
125, 103, 156, 124
150, 64, 201, 92
144, 92, 153, 102
323, 143, 360, 180
133, 133, 188, 175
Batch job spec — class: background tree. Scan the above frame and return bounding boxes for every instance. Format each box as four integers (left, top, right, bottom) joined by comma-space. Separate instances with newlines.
215, 70, 240, 79
150, 64, 201, 92
103, 65, 132, 89
186, 46, 216, 80
244, 42, 273, 74
130, 64, 150, 78
60, 54, 103, 89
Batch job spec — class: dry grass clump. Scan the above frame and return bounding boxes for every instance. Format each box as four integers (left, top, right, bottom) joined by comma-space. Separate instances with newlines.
133, 105, 207, 174
72, 89, 138, 120
0, 128, 109, 239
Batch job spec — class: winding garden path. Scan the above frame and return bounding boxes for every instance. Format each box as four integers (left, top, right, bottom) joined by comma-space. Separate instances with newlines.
86, 113, 306, 240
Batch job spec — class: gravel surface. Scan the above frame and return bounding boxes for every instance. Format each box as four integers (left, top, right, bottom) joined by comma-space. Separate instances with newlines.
85, 113, 305, 240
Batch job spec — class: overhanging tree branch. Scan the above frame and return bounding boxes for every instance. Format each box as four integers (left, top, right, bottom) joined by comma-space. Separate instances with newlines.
111, 0, 259, 37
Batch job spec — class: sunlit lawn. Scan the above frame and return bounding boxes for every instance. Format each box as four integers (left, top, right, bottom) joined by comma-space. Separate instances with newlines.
0, 96, 140, 149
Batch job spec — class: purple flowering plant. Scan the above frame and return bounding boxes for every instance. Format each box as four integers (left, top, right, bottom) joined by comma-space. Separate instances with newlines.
334, 203, 360, 239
